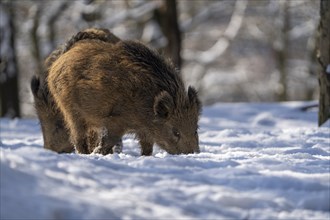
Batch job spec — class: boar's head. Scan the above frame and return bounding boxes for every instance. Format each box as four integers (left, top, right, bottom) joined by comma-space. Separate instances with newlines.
153, 86, 201, 154
31, 75, 73, 153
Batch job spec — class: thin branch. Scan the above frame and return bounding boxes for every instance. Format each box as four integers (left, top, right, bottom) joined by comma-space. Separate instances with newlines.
103, 1, 161, 28
180, 1, 228, 32
300, 104, 318, 112
183, 0, 248, 64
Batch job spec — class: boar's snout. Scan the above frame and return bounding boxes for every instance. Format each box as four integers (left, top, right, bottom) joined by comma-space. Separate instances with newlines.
156, 137, 200, 155
181, 143, 200, 154
41, 118, 74, 153
171, 144, 200, 155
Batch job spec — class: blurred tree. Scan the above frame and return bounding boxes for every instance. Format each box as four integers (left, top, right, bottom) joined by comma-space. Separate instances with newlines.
182, 0, 247, 99
45, 1, 70, 55
154, 0, 181, 70
30, 4, 42, 76
273, 0, 289, 101
80, 0, 102, 23
0, 1, 20, 118
29, 1, 71, 76
307, 30, 318, 100
317, 0, 330, 126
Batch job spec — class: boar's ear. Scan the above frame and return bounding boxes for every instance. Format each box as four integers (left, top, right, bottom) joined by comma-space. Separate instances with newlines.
188, 86, 201, 111
30, 75, 40, 97
154, 91, 174, 119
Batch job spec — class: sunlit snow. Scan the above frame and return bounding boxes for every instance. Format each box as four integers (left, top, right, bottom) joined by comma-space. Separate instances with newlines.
1, 102, 329, 219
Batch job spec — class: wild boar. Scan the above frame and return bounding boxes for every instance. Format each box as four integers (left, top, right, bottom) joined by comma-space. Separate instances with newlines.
31, 28, 122, 153
48, 37, 202, 156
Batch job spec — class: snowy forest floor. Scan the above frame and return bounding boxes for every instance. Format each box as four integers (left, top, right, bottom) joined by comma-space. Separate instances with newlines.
1, 102, 329, 220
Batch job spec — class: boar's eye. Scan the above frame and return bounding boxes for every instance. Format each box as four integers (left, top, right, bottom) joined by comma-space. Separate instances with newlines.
172, 128, 180, 140
55, 120, 64, 132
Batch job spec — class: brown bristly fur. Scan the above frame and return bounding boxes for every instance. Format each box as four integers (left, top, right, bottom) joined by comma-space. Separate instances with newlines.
48, 38, 201, 155
31, 28, 122, 153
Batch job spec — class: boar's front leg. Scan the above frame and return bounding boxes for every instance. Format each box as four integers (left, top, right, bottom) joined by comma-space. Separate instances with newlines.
138, 133, 153, 156
92, 127, 123, 155
112, 138, 123, 154
87, 128, 99, 153
140, 141, 153, 156
67, 118, 89, 154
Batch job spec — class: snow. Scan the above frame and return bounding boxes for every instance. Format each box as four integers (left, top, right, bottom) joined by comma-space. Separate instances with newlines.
1, 102, 329, 220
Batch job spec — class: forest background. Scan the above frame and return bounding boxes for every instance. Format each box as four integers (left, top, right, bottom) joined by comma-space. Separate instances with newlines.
0, 0, 322, 118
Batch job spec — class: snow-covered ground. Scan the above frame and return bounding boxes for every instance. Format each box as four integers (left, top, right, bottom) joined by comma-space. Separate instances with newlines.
1, 102, 329, 220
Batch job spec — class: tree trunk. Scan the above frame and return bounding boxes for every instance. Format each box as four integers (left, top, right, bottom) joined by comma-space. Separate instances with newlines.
0, 1, 20, 118
155, 0, 182, 70
274, 0, 290, 102
317, 0, 330, 126
45, 1, 69, 55
30, 5, 43, 76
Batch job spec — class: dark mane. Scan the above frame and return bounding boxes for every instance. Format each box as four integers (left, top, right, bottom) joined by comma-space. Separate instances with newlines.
121, 41, 184, 98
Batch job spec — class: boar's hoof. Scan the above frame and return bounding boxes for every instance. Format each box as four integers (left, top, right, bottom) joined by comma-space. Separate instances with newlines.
92, 145, 113, 155
75, 145, 89, 154
112, 142, 123, 154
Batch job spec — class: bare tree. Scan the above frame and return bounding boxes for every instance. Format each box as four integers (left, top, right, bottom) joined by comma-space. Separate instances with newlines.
183, 0, 247, 97
29, 4, 43, 75
154, 0, 181, 69
317, 0, 330, 126
273, 0, 290, 101
44, 1, 70, 56
183, 0, 247, 65
0, 1, 20, 118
